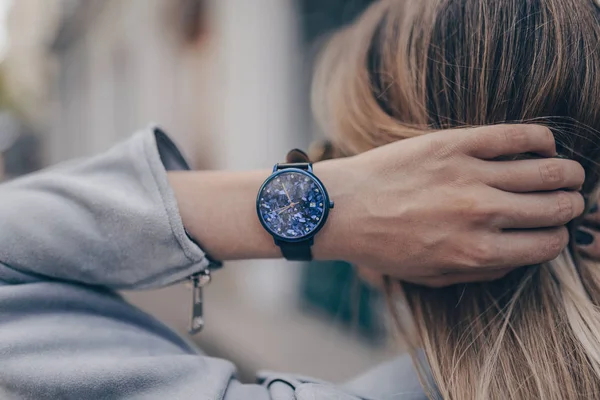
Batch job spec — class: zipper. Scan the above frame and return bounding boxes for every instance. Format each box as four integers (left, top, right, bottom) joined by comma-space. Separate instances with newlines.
188, 268, 212, 335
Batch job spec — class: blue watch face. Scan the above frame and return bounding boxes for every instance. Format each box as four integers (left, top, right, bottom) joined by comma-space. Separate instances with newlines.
257, 170, 327, 240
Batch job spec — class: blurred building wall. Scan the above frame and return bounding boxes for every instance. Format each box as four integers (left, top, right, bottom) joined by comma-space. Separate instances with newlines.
3, 0, 394, 382
46, 0, 218, 167
4, 0, 62, 130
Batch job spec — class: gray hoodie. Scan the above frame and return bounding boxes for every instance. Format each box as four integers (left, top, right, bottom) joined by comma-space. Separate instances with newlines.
0, 127, 428, 400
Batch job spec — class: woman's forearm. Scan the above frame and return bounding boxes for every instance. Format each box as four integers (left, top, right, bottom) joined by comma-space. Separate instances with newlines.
168, 160, 345, 261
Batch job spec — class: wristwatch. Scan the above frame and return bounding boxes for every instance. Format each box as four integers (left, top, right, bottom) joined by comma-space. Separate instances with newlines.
256, 150, 334, 261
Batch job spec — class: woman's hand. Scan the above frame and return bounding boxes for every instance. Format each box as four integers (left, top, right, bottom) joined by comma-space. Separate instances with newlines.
313, 124, 585, 287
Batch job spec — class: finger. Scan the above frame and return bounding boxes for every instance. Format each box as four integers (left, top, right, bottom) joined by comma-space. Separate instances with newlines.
489, 190, 584, 229
407, 268, 515, 288
440, 124, 557, 159
483, 158, 585, 192
576, 228, 600, 260
488, 227, 569, 268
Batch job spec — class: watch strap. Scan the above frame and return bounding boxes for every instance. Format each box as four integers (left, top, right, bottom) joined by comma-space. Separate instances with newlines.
276, 162, 310, 170
285, 148, 310, 163
275, 149, 315, 262
279, 240, 313, 261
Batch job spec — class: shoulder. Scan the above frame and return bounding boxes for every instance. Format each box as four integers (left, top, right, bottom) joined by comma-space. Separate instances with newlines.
340, 353, 430, 399
251, 354, 429, 400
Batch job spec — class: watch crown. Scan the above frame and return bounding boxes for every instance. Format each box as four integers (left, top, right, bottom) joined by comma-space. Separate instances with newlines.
329, 201, 335, 209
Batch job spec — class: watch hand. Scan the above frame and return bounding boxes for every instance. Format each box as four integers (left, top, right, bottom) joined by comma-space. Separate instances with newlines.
276, 202, 298, 214
274, 204, 293, 214
282, 183, 292, 202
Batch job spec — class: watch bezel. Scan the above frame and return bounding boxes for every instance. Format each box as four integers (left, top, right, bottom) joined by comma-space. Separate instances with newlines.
256, 168, 331, 243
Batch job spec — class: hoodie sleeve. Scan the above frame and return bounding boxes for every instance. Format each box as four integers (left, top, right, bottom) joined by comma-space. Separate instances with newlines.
0, 127, 210, 290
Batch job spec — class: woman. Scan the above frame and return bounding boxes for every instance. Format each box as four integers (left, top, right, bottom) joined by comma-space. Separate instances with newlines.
312, 0, 600, 398
0, 3, 591, 400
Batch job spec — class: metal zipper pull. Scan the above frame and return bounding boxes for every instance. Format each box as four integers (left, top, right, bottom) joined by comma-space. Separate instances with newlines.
188, 269, 211, 335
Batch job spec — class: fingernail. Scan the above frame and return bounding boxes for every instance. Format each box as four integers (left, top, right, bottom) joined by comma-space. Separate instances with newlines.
576, 230, 594, 245
590, 204, 598, 214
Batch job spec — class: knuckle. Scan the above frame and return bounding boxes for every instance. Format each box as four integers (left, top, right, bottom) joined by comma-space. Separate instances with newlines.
466, 204, 488, 224
503, 126, 529, 149
469, 202, 502, 226
554, 191, 575, 222
442, 165, 479, 188
544, 228, 568, 259
428, 137, 454, 159
469, 240, 499, 267
539, 160, 565, 185
573, 193, 585, 217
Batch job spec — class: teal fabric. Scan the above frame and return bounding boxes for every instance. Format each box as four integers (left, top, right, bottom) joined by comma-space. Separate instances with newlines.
0, 127, 427, 399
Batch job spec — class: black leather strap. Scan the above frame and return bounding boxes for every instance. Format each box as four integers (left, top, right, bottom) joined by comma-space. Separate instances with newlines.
276, 162, 310, 170
276, 155, 313, 262
285, 149, 310, 164
279, 240, 313, 261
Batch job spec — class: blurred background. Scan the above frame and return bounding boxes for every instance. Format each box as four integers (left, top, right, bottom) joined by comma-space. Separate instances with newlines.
0, 0, 401, 382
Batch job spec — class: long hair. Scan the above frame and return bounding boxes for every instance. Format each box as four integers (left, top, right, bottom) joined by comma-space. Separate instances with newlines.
312, 1, 600, 398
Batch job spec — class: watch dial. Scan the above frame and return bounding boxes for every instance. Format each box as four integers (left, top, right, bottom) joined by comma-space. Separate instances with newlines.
258, 171, 326, 239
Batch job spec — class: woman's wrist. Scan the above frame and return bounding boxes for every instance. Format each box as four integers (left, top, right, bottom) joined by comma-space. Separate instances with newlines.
311, 158, 354, 261
169, 169, 281, 261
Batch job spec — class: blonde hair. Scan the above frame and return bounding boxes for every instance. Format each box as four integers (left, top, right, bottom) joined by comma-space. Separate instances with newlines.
312, 1, 600, 399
